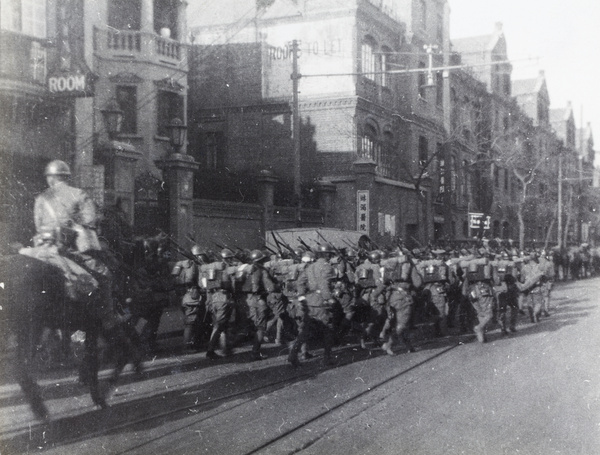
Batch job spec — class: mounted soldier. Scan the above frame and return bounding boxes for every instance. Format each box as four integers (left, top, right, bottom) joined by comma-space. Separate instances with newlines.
25, 160, 118, 332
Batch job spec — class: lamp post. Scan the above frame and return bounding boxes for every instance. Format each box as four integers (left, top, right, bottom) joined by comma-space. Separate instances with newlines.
167, 117, 187, 153
100, 98, 123, 140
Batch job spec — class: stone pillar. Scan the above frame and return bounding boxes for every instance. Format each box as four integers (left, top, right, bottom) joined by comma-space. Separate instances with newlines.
98, 140, 143, 224
257, 169, 278, 236
317, 180, 337, 225
140, 0, 154, 34
156, 153, 199, 246
352, 158, 377, 236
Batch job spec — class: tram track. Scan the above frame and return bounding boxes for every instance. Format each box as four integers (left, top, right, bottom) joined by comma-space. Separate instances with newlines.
1, 336, 469, 454
111, 340, 465, 455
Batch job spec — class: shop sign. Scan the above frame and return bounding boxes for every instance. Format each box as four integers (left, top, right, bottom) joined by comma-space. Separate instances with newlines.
469, 212, 491, 230
357, 190, 370, 234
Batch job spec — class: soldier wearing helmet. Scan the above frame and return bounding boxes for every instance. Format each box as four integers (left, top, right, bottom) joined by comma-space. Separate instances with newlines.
172, 244, 208, 352
288, 243, 338, 367
33, 160, 120, 333
242, 249, 277, 360
34, 160, 99, 252
354, 250, 387, 349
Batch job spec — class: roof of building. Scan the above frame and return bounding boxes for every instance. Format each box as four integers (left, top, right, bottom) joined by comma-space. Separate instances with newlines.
451, 22, 505, 56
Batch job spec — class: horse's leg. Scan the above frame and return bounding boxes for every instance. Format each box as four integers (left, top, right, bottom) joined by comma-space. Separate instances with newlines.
83, 326, 108, 409
16, 330, 49, 421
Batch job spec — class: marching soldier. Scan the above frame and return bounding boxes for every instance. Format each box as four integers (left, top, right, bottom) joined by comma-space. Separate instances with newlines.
201, 248, 238, 359
379, 249, 420, 355
518, 252, 545, 323
288, 244, 338, 367
172, 245, 208, 352
490, 251, 519, 334
244, 249, 276, 360
461, 253, 495, 343
354, 250, 387, 348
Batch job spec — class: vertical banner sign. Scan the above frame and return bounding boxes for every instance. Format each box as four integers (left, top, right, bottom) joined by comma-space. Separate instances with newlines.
357, 190, 370, 235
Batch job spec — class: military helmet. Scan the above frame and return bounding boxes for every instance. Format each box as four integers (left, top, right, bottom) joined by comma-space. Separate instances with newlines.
250, 249, 267, 262
220, 248, 235, 259
302, 251, 316, 263
345, 247, 358, 258
44, 160, 71, 176
191, 244, 203, 256
318, 243, 335, 254
368, 250, 382, 262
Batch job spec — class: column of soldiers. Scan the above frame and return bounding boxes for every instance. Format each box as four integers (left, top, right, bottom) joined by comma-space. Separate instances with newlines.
170, 242, 556, 365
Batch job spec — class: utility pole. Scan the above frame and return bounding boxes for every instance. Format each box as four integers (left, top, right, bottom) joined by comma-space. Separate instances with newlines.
291, 39, 302, 226
557, 148, 563, 248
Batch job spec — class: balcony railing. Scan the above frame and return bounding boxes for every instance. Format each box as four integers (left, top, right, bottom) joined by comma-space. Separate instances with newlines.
94, 27, 182, 66
0, 31, 52, 90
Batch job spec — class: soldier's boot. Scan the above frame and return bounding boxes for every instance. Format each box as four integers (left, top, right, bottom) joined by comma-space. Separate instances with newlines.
183, 326, 196, 352
299, 343, 313, 360
473, 324, 486, 343
206, 328, 223, 359
252, 330, 267, 360
400, 330, 415, 353
528, 307, 535, 323
499, 317, 508, 335
274, 318, 284, 346
381, 335, 395, 356
287, 339, 301, 367
322, 330, 335, 366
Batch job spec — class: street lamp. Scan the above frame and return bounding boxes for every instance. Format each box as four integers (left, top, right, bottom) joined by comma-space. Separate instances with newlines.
168, 117, 187, 153
100, 98, 123, 140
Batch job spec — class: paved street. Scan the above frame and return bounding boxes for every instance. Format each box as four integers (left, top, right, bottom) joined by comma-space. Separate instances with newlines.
1, 278, 599, 455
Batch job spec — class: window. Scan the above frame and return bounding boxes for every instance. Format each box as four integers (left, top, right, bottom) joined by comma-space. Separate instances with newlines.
116, 86, 138, 134
108, 0, 141, 31
494, 166, 500, 188
361, 38, 376, 81
418, 136, 428, 167
361, 123, 380, 162
418, 61, 427, 99
203, 132, 225, 169
380, 46, 392, 87
1, 0, 46, 37
156, 90, 184, 137
380, 130, 394, 178
420, 0, 427, 29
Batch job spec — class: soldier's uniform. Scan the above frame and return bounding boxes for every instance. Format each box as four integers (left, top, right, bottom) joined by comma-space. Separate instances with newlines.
172, 248, 207, 352
416, 256, 449, 337
288, 248, 337, 366
538, 252, 555, 316
243, 250, 276, 360
200, 251, 238, 359
355, 252, 387, 346
490, 255, 519, 334
461, 257, 495, 343
379, 252, 420, 354
519, 254, 545, 323
32, 160, 117, 329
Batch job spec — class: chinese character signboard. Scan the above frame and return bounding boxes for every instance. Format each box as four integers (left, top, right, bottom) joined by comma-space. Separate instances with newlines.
468, 212, 491, 230
357, 190, 370, 235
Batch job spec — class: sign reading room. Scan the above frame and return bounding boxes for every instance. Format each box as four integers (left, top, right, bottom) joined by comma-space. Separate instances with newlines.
47, 72, 95, 97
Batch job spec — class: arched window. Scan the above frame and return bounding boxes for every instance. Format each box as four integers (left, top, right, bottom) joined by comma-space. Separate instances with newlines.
381, 130, 394, 178
361, 37, 376, 81
361, 121, 380, 164
502, 221, 510, 239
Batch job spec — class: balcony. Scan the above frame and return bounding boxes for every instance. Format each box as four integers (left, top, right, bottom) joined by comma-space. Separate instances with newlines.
94, 27, 184, 68
0, 30, 53, 96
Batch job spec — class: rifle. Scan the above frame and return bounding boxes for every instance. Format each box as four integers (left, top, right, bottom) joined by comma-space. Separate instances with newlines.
274, 231, 300, 259
297, 237, 314, 252
270, 231, 285, 256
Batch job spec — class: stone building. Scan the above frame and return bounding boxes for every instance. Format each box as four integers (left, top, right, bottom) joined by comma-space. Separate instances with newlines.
188, 0, 454, 248
0, 0, 193, 246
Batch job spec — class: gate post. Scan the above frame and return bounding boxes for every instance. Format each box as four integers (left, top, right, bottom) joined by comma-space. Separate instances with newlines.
156, 154, 199, 246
